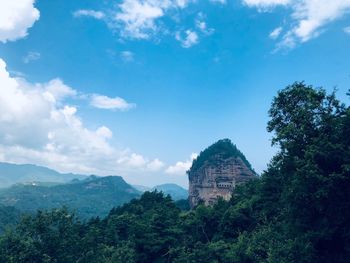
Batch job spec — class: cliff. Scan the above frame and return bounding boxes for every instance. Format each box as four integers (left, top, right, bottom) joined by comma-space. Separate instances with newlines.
188, 139, 256, 208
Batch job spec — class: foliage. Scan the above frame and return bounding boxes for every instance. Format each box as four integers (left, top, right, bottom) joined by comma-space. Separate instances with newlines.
0, 205, 21, 234
174, 199, 191, 211
0, 176, 140, 218
1, 82, 349, 262
151, 184, 188, 201
189, 138, 254, 174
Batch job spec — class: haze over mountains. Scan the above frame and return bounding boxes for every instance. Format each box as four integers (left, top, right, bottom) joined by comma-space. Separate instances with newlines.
134, 184, 188, 201
151, 184, 188, 201
0, 162, 189, 219
0, 162, 87, 188
0, 175, 140, 218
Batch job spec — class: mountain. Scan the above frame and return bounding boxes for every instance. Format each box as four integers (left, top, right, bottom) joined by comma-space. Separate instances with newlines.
152, 184, 188, 201
188, 139, 256, 207
0, 175, 140, 218
0, 162, 87, 188
132, 184, 152, 192
190, 138, 255, 173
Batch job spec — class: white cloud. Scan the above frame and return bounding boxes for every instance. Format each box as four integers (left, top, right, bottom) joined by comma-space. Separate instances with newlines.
120, 50, 135, 62
175, 30, 199, 48
344, 26, 350, 34
289, 0, 350, 44
73, 9, 105, 19
96, 126, 113, 139
195, 13, 214, 35
0, 0, 166, 182
245, 0, 350, 48
117, 153, 164, 172
90, 94, 135, 111
118, 153, 147, 168
114, 0, 164, 39
73, 1, 221, 47
23, 51, 40, 64
147, 158, 165, 171
0, 58, 160, 176
269, 26, 283, 39
243, 0, 291, 8
166, 153, 198, 175
111, 0, 191, 39
45, 79, 77, 102
0, 0, 40, 43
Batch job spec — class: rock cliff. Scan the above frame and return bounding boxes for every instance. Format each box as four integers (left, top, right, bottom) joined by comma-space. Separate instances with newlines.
188, 139, 256, 208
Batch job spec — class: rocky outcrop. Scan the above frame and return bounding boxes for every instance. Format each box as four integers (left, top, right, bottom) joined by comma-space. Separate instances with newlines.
188, 139, 256, 208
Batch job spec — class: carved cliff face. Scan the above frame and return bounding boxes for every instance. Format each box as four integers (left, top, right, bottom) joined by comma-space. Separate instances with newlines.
188, 141, 256, 208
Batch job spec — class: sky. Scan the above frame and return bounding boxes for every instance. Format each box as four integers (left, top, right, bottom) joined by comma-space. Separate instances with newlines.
0, 0, 349, 188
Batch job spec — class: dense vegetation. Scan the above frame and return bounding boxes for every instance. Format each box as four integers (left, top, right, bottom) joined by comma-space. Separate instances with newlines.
189, 138, 254, 173
0, 176, 140, 218
152, 184, 188, 201
0, 205, 21, 234
0, 82, 349, 262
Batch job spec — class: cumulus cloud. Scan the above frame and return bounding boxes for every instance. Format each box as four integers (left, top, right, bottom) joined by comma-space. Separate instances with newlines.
0, 0, 165, 179
0, 0, 40, 43
0, 58, 111, 166
45, 79, 77, 101
96, 126, 113, 139
90, 94, 135, 111
0, 58, 160, 175
73, 9, 105, 19
117, 153, 164, 173
244, 0, 350, 48
166, 153, 198, 175
175, 30, 199, 48
117, 153, 148, 168
147, 158, 165, 171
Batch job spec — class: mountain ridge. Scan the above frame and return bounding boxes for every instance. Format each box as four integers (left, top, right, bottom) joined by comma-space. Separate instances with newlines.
0, 162, 87, 188
0, 175, 140, 218
152, 183, 188, 201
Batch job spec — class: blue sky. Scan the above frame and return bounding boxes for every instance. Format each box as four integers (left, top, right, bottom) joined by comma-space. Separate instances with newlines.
0, 0, 350, 187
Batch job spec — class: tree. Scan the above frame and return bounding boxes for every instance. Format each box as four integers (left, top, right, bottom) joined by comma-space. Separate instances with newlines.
266, 82, 350, 262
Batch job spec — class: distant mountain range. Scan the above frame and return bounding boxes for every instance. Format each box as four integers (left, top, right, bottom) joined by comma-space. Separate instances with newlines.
132, 184, 152, 192
133, 183, 188, 201
0, 162, 189, 218
152, 184, 188, 201
0, 162, 87, 188
0, 175, 140, 218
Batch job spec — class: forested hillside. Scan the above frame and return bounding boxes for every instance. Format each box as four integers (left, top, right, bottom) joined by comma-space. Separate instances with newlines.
0, 205, 21, 234
190, 138, 255, 173
0, 83, 349, 262
0, 176, 140, 218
